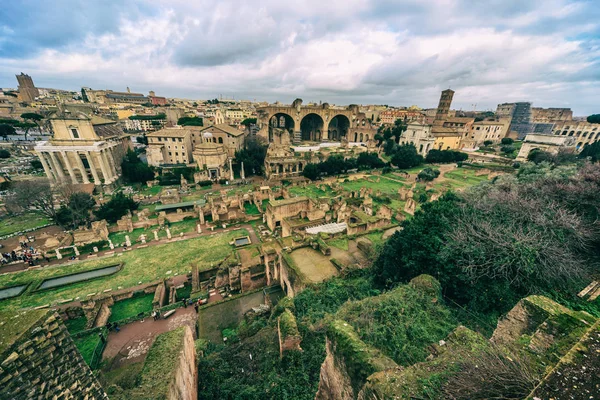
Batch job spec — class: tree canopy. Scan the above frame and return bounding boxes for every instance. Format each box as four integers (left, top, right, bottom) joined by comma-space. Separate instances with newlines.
0, 124, 16, 140
95, 192, 139, 223
121, 149, 155, 184
177, 116, 203, 126
373, 163, 600, 314
391, 144, 424, 169
586, 114, 600, 124
235, 135, 268, 177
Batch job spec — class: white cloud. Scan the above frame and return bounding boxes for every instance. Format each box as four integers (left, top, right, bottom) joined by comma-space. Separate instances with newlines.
0, 0, 598, 114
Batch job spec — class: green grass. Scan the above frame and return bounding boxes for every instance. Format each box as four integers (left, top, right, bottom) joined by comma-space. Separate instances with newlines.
362, 231, 385, 247
109, 293, 155, 323
74, 330, 102, 366
437, 168, 490, 190
289, 184, 335, 199
244, 203, 261, 215
107, 218, 200, 246
328, 237, 349, 251
139, 185, 164, 196
0, 212, 52, 237
64, 315, 88, 335
0, 229, 248, 312
176, 284, 192, 301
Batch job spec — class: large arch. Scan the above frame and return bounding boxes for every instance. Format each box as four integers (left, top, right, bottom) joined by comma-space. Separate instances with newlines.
300, 113, 324, 141
268, 112, 295, 142
327, 114, 350, 141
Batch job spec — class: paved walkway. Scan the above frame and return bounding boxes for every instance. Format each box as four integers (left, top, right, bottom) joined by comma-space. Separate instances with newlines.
102, 307, 198, 370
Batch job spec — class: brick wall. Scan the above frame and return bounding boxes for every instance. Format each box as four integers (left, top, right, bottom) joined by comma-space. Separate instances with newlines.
0, 311, 108, 399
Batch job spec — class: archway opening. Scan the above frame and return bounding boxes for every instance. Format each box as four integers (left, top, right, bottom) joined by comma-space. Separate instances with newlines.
328, 115, 350, 141
268, 113, 294, 142
300, 113, 324, 141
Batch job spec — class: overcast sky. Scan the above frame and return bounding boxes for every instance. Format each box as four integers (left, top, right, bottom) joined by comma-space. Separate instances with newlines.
0, 0, 598, 114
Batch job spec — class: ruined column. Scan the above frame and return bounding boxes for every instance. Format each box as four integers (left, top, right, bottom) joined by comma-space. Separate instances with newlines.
74, 152, 90, 184
199, 210, 205, 224
105, 148, 119, 178
60, 151, 78, 184
153, 230, 159, 241
37, 152, 56, 183
125, 235, 131, 247
229, 158, 234, 181
55, 248, 62, 260
49, 151, 66, 182
166, 227, 172, 239
85, 151, 101, 185
97, 150, 111, 184
241, 161, 245, 180
73, 246, 79, 256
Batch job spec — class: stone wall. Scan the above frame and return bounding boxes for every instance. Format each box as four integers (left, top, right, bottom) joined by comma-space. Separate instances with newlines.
135, 326, 197, 400
0, 310, 108, 399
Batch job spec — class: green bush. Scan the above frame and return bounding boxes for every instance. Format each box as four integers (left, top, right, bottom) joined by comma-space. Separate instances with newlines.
417, 167, 440, 182
0, 149, 10, 159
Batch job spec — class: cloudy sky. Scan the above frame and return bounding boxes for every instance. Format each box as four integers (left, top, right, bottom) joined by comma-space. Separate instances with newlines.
0, 0, 599, 114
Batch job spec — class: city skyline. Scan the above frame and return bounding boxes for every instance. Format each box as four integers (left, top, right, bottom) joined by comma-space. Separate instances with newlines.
1, 0, 599, 114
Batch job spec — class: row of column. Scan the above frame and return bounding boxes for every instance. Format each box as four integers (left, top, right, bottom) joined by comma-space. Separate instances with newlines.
38, 148, 118, 186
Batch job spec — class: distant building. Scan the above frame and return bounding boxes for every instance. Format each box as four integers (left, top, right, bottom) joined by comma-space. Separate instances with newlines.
379, 109, 424, 124
552, 120, 600, 150
531, 107, 573, 123
34, 109, 131, 187
16, 72, 39, 103
461, 120, 509, 149
516, 134, 576, 161
434, 89, 454, 122
149, 95, 167, 106
496, 102, 532, 139
146, 128, 194, 166
399, 121, 435, 155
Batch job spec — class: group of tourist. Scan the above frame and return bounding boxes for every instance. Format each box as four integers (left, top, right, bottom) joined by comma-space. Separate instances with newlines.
1, 241, 40, 266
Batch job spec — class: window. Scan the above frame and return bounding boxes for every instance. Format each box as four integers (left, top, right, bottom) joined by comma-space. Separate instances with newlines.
169, 152, 172, 156
178, 138, 182, 142
70, 128, 79, 139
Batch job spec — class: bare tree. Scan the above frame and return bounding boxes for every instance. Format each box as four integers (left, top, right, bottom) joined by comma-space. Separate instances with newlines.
444, 174, 599, 292
5, 179, 58, 222
442, 343, 541, 399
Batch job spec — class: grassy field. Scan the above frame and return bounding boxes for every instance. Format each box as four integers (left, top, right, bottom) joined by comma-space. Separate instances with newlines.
108, 292, 154, 322
327, 237, 349, 251
0, 229, 247, 312
436, 168, 490, 191
74, 330, 102, 366
289, 184, 335, 199
64, 315, 88, 335
108, 218, 200, 246
0, 212, 52, 237
244, 203, 261, 215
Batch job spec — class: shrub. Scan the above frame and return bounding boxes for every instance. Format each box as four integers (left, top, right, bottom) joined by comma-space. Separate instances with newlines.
501, 137, 514, 145
483, 140, 494, 146
500, 145, 515, 154
0, 149, 10, 158
30, 159, 42, 169
218, 178, 228, 185
198, 180, 212, 187
94, 192, 139, 223
426, 149, 468, 164
417, 167, 440, 182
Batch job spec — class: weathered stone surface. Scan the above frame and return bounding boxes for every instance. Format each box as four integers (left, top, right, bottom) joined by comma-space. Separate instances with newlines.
0, 310, 108, 399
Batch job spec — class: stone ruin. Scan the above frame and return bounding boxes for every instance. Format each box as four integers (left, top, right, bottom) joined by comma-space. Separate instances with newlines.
73, 219, 110, 245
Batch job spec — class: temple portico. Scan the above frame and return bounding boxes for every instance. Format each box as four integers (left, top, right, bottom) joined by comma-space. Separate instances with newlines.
34, 109, 131, 187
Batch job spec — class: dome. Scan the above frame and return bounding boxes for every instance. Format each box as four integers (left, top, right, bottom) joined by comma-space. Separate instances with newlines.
202, 130, 213, 139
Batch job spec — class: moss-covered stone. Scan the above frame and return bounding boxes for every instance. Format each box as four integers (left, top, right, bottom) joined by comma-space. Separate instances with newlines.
326, 319, 398, 394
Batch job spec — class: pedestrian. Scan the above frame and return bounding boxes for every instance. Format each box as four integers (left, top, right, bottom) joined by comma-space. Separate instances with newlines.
156, 310, 161, 320
152, 311, 157, 321
114, 323, 120, 332
182, 299, 187, 308
194, 303, 199, 313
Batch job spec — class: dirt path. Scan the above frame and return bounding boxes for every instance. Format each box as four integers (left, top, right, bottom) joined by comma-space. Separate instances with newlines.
102, 307, 198, 370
